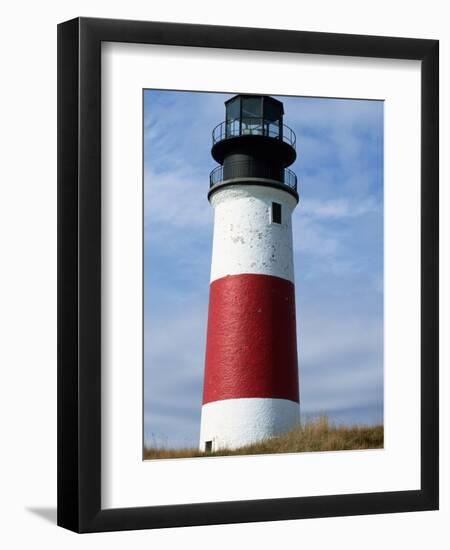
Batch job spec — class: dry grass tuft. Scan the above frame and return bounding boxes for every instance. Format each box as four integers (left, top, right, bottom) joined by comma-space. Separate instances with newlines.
143, 417, 383, 460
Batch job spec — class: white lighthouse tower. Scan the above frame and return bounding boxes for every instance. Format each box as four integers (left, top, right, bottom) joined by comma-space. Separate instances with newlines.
200, 95, 300, 452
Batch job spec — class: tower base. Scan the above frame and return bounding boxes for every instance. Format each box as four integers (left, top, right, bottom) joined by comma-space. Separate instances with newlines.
199, 397, 299, 452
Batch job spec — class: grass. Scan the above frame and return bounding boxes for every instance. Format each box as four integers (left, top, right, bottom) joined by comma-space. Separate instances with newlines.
143, 417, 384, 460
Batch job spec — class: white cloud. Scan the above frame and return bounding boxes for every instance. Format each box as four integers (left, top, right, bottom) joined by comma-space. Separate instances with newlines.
297, 304, 383, 418
303, 196, 380, 220
144, 167, 213, 230
144, 302, 207, 447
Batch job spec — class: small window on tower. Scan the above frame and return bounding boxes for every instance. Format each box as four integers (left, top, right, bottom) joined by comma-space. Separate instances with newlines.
271, 202, 282, 224
205, 440, 213, 453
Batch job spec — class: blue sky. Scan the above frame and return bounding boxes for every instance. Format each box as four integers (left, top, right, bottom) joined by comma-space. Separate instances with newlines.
143, 90, 384, 449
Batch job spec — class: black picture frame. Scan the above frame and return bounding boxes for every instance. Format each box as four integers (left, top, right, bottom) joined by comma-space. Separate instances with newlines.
57, 17, 439, 533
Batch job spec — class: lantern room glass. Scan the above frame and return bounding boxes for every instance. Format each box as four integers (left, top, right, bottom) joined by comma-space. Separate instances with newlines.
241, 96, 263, 136
224, 95, 284, 140
225, 96, 240, 138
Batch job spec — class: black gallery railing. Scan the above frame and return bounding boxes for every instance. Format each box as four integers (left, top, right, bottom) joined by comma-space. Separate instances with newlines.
212, 119, 296, 149
209, 161, 298, 192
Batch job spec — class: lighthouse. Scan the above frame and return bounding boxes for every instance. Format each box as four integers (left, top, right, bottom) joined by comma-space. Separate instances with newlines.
200, 94, 300, 452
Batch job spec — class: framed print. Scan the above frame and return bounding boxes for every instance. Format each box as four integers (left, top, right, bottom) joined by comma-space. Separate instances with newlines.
57, 17, 439, 532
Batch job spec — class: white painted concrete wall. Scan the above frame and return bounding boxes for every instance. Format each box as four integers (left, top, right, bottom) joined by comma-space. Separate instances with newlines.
199, 397, 300, 451
209, 184, 298, 284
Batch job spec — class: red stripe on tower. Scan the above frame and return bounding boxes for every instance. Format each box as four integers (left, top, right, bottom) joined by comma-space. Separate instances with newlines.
203, 273, 299, 405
